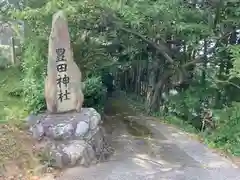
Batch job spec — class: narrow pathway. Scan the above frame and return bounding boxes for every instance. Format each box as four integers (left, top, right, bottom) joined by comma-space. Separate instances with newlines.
57, 96, 240, 180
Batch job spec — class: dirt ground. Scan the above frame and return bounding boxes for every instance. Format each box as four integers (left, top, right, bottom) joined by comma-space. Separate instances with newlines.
0, 124, 60, 180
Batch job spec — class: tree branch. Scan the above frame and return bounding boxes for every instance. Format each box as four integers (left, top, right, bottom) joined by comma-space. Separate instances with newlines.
218, 80, 240, 90
119, 26, 175, 64
198, 66, 240, 90
181, 31, 233, 69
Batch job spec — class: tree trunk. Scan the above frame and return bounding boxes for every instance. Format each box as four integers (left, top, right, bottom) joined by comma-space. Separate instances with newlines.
201, 39, 208, 86
147, 71, 171, 113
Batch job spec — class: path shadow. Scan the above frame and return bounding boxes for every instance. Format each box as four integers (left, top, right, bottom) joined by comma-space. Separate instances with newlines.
102, 95, 200, 167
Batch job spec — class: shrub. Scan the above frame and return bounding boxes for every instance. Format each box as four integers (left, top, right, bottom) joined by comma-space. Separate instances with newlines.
83, 76, 107, 111
21, 38, 47, 113
206, 102, 240, 156
165, 83, 217, 130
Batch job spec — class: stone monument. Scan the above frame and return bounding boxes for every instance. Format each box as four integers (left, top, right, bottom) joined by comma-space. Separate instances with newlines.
45, 10, 84, 113
27, 11, 112, 168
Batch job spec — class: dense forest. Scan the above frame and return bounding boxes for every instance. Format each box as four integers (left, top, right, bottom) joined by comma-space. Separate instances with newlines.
1, 0, 240, 156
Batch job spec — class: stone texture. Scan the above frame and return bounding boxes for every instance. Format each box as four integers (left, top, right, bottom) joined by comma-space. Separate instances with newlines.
45, 10, 84, 113
46, 123, 75, 140
27, 108, 113, 168
30, 121, 45, 140
89, 114, 101, 130
75, 121, 89, 137
27, 108, 101, 141
45, 127, 109, 168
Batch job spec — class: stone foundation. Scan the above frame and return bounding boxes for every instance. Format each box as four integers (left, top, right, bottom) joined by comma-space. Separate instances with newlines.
27, 108, 113, 168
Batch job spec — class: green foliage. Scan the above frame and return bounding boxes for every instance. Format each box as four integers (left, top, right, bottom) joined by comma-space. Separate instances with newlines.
229, 45, 240, 78
0, 54, 9, 69
166, 83, 215, 118
0, 67, 27, 124
83, 76, 107, 109
0, 46, 11, 69
206, 102, 240, 156
21, 38, 47, 113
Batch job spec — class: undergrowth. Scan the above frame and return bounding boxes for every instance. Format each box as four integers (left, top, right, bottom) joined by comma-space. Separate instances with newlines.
204, 103, 240, 156
0, 67, 27, 126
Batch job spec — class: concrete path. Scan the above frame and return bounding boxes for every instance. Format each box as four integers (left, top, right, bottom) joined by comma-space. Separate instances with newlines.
57, 98, 240, 180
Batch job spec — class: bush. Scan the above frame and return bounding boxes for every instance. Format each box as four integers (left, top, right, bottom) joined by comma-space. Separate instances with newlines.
21, 38, 47, 113
83, 76, 107, 111
164, 83, 217, 130
206, 102, 240, 156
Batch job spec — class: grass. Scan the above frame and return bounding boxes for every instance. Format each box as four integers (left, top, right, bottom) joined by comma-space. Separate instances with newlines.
0, 67, 27, 125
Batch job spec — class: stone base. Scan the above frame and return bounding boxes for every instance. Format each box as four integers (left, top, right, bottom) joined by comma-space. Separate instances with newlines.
27, 108, 113, 168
